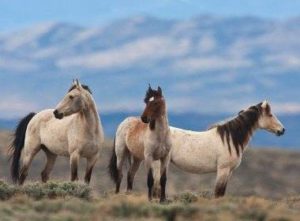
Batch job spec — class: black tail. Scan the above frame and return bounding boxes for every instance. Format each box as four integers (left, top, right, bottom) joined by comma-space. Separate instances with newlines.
108, 138, 119, 184
9, 112, 36, 184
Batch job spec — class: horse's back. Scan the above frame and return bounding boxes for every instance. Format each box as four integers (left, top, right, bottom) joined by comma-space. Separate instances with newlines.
116, 116, 146, 160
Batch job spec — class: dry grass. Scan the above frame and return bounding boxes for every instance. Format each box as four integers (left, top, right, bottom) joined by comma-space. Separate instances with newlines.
0, 185, 299, 221
0, 131, 299, 220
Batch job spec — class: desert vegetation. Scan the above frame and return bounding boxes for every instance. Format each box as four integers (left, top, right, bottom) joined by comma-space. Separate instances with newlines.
0, 181, 299, 221
0, 131, 299, 220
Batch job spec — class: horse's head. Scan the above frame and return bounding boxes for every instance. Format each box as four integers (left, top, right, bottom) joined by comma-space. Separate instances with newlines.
255, 100, 285, 136
53, 79, 92, 120
141, 85, 166, 124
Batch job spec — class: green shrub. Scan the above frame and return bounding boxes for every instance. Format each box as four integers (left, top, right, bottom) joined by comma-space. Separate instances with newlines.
112, 201, 198, 221
23, 182, 46, 200
23, 181, 91, 200
0, 181, 91, 201
0, 180, 17, 200
174, 192, 198, 204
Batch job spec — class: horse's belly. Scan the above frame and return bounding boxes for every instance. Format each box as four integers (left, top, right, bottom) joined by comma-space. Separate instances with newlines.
41, 133, 69, 156
171, 144, 218, 174
172, 156, 217, 174
42, 140, 69, 156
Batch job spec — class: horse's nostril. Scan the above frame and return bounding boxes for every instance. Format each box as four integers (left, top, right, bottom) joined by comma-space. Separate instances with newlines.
276, 128, 285, 136
141, 116, 149, 123
53, 110, 63, 119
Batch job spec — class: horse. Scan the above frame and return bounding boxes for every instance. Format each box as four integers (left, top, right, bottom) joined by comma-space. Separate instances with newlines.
9, 79, 104, 185
109, 85, 172, 202
150, 101, 285, 197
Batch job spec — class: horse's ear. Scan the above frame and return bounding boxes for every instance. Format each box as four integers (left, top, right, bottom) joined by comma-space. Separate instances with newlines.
238, 110, 244, 115
261, 100, 268, 109
157, 86, 162, 97
148, 84, 153, 92
261, 100, 271, 113
75, 79, 82, 88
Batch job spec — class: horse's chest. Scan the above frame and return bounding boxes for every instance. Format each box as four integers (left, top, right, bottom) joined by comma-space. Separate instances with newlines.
152, 142, 170, 160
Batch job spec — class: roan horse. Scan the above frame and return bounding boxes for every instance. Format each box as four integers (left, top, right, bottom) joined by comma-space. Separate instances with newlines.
109, 85, 172, 202
10, 79, 104, 185
150, 101, 285, 197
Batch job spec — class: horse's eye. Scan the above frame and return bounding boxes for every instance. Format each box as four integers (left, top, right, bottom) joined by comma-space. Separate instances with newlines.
69, 95, 74, 100
269, 114, 273, 117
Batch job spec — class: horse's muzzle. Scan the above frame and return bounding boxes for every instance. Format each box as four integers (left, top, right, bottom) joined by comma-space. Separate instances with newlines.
276, 128, 285, 136
53, 110, 64, 119
141, 116, 149, 123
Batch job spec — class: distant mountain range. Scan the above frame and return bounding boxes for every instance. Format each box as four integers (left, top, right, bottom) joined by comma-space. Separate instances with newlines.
1, 113, 299, 149
0, 15, 299, 118
0, 15, 299, 148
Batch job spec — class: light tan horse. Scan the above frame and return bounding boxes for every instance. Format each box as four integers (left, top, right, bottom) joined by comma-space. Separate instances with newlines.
151, 101, 285, 197
109, 85, 172, 202
10, 79, 104, 185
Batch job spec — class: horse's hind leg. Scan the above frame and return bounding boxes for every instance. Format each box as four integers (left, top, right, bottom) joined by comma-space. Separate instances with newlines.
19, 140, 41, 185
126, 157, 141, 192
41, 146, 57, 183
114, 140, 128, 193
84, 153, 98, 184
214, 167, 232, 198
70, 151, 80, 181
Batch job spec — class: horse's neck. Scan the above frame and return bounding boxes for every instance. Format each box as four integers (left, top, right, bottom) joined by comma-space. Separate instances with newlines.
151, 114, 169, 139
79, 96, 102, 135
240, 124, 259, 152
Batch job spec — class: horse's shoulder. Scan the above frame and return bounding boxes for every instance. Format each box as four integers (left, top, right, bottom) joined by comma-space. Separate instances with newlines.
128, 119, 147, 135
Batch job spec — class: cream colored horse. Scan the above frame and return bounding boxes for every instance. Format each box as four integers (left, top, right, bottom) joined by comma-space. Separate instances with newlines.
109, 85, 172, 202
151, 101, 285, 197
10, 79, 104, 185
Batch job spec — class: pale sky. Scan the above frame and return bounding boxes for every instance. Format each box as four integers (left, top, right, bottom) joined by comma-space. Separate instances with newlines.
0, 0, 300, 32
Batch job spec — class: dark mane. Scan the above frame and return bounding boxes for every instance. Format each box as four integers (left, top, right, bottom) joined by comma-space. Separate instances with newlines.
216, 103, 262, 156
68, 84, 92, 94
144, 87, 160, 103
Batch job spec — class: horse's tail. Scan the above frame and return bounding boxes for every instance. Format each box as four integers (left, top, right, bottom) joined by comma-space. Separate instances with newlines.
108, 138, 119, 184
9, 112, 36, 184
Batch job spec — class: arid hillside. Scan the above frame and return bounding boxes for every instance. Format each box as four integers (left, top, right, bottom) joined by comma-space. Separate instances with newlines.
0, 130, 299, 199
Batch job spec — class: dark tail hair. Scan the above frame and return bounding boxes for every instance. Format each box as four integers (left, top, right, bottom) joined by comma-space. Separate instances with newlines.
9, 112, 36, 184
108, 138, 119, 184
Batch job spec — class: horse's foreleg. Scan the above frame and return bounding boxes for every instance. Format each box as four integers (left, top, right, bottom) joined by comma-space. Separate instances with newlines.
70, 151, 80, 182
41, 147, 57, 183
84, 153, 98, 184
159, 155, 170, 203
126, 157, 141, 192
145, 156, 154, 201
152, 160, 161, 199
214, 167, 232, 198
